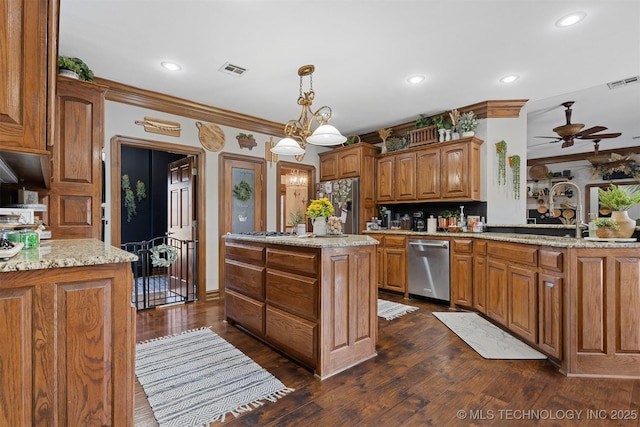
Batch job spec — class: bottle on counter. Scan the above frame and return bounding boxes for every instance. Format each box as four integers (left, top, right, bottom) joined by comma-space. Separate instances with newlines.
588, 213, 597, 238
458, 206, 467, 232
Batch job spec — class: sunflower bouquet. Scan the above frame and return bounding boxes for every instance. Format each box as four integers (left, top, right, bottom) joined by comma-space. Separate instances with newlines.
306, 198, 334, 219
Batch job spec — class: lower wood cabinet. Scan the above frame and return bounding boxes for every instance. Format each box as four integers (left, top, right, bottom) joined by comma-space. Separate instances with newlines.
486, 258, 508, 326
538, 273, 563, 359
507, 264, 537, 343
0, 263, 134, 426
371, 234, 407, 297
472, 240, 487, 313
451, 239, 473, 307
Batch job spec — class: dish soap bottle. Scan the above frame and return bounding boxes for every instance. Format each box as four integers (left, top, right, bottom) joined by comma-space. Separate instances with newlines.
458, 206, 467, 232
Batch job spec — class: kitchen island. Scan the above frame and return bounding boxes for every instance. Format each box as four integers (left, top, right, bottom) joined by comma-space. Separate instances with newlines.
0, 239, 137, 426
367, 229, 640, 379
222, 233, 378, 379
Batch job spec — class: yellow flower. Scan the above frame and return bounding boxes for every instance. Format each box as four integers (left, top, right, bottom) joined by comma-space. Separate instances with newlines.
306, 198, 334, 219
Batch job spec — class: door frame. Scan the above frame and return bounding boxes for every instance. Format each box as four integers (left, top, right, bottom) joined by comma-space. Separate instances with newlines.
110, 135, 207, 302
276, 161, 316, 232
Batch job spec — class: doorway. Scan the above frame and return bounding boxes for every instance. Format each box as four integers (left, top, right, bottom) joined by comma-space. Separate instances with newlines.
276, 161, 315, 232
111, 135, 206, 308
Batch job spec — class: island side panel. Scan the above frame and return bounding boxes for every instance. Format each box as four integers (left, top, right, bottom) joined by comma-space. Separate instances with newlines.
318, 244, 377, 379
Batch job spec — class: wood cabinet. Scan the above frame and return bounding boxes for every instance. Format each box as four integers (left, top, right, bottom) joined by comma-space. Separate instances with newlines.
45, 77, 106, 239
507, 264, 537, 343
376, 137, 483, 204
486, 257, 508, 326
224, 238, 378, 379
472, 240, 487, 313
373, 234, 408, 297
538, 272, 563, 359
318, 143, 379, 232
0, 0, 53, 154
0, 262, 135, 426
451, 239, 474, 307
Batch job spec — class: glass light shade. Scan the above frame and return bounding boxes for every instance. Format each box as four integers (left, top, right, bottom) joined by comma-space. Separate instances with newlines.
271, 137, 305, 155
306, 125, 347, 146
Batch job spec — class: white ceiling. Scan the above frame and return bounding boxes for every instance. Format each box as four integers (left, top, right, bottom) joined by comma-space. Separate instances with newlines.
58, 0, 640, 161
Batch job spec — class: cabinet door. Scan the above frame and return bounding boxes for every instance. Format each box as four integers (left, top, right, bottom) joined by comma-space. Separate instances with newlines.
451, 254, 473, 306
319, 152, 338, 181
538, 273, 563, 359
416, 148, 441, 200
395, 152, 416, 200
338, 149, 361, 177
486, 259, 508, 326
0, 0, 49, 153
508, 264, 537, 343
384, 248, 406, 293
376, 156, 395, 202
441, 142, 469, 199
47, 78, 106, 239
473, 256, 487, 313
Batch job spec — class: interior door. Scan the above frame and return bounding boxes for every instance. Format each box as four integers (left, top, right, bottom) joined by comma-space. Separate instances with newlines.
167, 156, 195, 300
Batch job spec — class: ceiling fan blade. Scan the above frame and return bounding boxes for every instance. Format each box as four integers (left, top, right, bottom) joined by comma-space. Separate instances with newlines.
575, 126, 607, 137
579, 132, 622, 139
534, 136, 562, 139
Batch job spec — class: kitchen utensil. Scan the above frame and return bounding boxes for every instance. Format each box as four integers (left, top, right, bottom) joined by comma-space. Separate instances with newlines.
195, 121, 225, 152
529, 164, 549, 180
562, 209, 575, 219
537, 205, 548, 214
599, 206, 612, 215
553, 208, 561, 217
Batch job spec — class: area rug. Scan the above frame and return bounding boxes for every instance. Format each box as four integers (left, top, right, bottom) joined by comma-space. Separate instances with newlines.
378, 298, 418, 320
135, 327, 294, 426
433, 312, 547, 359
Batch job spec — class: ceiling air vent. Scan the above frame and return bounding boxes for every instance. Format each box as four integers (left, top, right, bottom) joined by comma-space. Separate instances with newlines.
607, 75, 639, 89
219, 62, 248, 77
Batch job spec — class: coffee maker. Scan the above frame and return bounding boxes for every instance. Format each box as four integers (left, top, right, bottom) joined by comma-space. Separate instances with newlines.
413, 211, 426, 231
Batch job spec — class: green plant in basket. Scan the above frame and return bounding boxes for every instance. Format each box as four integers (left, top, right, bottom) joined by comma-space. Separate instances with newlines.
598, 184, 640, 211
593, 217, 619, 229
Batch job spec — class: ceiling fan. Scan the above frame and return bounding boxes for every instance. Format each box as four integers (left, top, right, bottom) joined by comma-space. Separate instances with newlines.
535, 101, 621, 152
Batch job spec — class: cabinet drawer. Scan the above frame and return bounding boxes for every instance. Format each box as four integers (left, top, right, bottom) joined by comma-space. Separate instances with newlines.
266, 305, 317, 367
225, 289, 265, 336
225, 259, 265, 300
267, 248, 318, 276
266, 269, 318, 321
487, 242, 538, 266
452, 239, 473, 254
384, 235, 406, 248
225, 241, 265, 264
539, 248, 564, 272
474, 240, 487, 255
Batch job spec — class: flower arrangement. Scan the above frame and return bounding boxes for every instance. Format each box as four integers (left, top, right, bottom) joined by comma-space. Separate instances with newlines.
457, 111, 478, 134
598, 184, 640, 211
306, 197, 334, 219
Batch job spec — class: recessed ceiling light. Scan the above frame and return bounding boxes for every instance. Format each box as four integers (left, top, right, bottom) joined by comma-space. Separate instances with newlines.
556, 11, 586, 27
500, 74, 519, 84
407, 74, 426, 85
161, 61, 182, 71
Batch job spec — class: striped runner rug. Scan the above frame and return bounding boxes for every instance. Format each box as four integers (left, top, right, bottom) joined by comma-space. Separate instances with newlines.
135, 327, 294, 426
377, 298, 419, 320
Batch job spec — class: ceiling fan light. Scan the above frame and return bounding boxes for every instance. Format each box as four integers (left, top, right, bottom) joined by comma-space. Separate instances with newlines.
271, 137, 305, 155
556, 12, 586, 27
306, 125, 347, 146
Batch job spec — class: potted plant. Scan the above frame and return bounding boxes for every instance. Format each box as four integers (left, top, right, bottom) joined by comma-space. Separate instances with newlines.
509, 155, 521, 199
495, 140, 507, 186
289, 208, 305, 234
593, 217, 619, 239
236, 133, 257, 150
457, 111, 478, 137
58, 56, 94, 81
385, 136, 407, 152
433, 115, 450, 142
598, 184, 640, 238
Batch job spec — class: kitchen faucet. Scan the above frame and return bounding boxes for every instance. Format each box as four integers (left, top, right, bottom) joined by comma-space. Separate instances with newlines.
549, 181, 586, 238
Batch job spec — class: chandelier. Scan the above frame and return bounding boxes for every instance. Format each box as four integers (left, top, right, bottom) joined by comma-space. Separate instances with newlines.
286, 169, 308, 187
271, 64, 346, 156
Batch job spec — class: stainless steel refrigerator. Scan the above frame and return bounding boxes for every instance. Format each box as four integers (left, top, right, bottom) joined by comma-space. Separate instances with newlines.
316, 178, 360, 234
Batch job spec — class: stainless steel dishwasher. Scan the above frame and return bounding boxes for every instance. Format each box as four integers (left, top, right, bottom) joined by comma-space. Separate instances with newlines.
407, 239, 450, 302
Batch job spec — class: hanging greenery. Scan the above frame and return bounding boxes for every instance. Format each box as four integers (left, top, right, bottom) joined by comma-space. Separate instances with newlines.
495, 140, 507, 185
121, 174, 147, 222
233, 180, 253, 202
509, 155, 521, 199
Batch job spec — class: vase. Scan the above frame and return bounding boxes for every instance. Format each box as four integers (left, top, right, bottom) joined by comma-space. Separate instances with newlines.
313, 217, 327, 236
611, 210, 636, 238
462, 131, 475, 138
445, 129, 452, 141
438, 129, 446, 142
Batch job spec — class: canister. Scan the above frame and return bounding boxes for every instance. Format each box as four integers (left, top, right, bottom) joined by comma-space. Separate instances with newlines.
427, 216, 437, 233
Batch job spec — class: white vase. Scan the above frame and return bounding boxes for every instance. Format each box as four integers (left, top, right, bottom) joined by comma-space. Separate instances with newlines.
462, 131, 475, 138
313, 217, 327, 236
445, 129, 452, 141
438, 129, 446, 142
296, 224, 306, 235
611, 210, 636, 238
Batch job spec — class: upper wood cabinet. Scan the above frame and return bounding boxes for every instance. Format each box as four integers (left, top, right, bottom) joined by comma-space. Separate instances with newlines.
45, 77, 107, 239
0, 0, 52, 154
376, 137, 483, 204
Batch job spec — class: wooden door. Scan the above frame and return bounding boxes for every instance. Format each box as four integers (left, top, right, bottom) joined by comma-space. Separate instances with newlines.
395, 152, 416, 200
441, 142, 469, 199
319, 152, 338, 181
416, 147, 441, 200
338, 148, 361, 177
167, 157, 195, 299
219, 154, 266, 292
508, 264, 537, 343
375, 156, 394, 202
538, 273, 563, 359
486, 259, 508, 326
451, 253, 473, 307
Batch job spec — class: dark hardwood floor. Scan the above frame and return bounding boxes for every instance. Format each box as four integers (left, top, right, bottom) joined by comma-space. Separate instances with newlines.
134, 292, 640, 426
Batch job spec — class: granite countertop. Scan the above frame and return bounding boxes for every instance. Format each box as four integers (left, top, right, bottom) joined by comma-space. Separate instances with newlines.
222, 233, 379, 248
0, 239, 138, 272
364, 230, 640, 249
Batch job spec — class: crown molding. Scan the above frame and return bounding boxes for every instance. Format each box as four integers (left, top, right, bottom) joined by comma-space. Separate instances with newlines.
94, 77, 287, 137
527, 145, 640, 166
